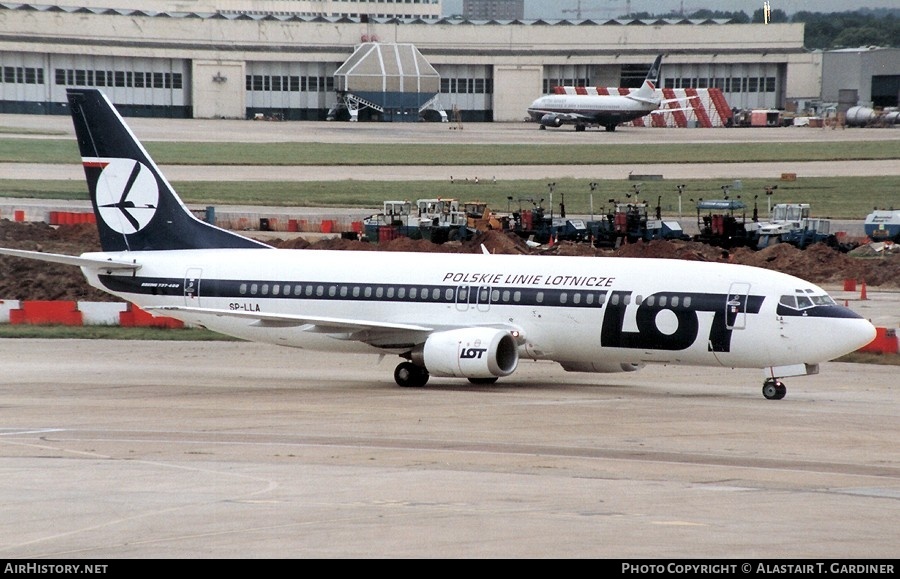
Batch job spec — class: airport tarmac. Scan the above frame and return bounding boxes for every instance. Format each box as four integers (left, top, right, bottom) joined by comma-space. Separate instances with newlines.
0, 337, 898, 559
1, 113, 898, 560
5, 112, 900, 146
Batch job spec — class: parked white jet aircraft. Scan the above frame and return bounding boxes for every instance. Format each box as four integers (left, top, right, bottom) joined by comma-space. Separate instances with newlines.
527, 55, 693, 132
0, 89, 876, 399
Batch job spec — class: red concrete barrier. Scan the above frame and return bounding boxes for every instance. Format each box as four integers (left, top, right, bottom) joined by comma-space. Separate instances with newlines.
858, 327, 898, 354
119, 304, 184, 328
9, 300, 83, 326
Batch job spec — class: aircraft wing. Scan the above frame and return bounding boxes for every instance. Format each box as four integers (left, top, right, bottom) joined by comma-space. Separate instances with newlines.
0, 247, 140, 271
660, 95, 701, 105
627, 94, 699, 106
650, 106, 697, 114
625, 96, 662, 106
147, 305, 434, 333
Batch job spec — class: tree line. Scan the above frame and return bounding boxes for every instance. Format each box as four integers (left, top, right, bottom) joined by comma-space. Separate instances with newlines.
627, 9, 898, 49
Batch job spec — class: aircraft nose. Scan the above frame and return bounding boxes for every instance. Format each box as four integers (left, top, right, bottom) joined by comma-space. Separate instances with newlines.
829, 306, 878, 355
849, 318, 878, 352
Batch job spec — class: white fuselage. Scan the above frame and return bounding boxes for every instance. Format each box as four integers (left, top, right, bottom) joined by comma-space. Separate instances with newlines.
79, 248, 875, 373
527, 93, 659, 128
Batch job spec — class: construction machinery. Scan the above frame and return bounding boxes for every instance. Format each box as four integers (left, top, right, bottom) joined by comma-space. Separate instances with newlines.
754, 203, 840, 250
692, 199, 756, 249
464, 201, 505, 233
589, 197, 689, 248
363, 200, 417, 242
363, 198, 468, 243
414, 198, 468, 243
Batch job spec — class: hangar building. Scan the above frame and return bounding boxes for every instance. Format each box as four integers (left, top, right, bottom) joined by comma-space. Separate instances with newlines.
0, 2, 896, 122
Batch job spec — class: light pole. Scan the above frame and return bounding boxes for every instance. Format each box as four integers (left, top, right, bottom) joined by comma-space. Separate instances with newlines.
765, 185, 777, 215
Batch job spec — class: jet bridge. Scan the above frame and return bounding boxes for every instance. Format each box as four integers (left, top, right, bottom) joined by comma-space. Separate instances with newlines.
328, 42, 446, 123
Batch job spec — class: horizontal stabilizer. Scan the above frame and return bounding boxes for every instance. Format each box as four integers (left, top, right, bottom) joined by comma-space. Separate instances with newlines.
0, 247, 140, 271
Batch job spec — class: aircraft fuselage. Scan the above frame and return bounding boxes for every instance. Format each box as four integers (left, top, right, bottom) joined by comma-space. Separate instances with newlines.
80, 248, 873, 375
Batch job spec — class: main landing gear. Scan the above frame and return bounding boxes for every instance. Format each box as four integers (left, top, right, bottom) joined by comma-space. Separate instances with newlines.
394, 362, 429, 388
762, 377, 787, 400
392, 363, 500, 387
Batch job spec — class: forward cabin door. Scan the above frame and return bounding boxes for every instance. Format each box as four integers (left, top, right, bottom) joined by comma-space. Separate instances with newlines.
726, 282, 750, 330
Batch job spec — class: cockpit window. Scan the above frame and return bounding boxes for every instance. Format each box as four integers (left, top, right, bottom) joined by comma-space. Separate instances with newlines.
811, 295, 836, 306
779, 292, 836, 310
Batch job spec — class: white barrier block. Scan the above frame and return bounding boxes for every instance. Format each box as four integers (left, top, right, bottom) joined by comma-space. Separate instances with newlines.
0, 299, 21, 323
77, 302, 129, 326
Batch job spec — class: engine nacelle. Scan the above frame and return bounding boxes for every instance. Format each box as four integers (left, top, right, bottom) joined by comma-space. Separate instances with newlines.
559, 361, 645, 373
540, 113, 563, 128
417, 328, 519, 379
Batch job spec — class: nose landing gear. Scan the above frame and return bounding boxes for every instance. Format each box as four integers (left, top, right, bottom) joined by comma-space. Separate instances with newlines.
762, 377, 787, 400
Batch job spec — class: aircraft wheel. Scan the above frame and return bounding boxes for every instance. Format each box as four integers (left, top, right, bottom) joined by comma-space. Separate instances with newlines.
575, 124, 586, 132
467, 377, 499, 385
539, 125, 546, 130
762, 378, 786, 400
394, 362, 429, 388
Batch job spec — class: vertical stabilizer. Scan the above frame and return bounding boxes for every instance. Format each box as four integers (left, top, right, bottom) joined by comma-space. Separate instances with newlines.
67, 88, 268, 252
631, 55, 663, 102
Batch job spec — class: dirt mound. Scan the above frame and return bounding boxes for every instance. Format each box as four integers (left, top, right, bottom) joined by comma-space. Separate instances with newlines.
0, 221, 111, 302
728, 242, 900, 286
1, 220, 897, 303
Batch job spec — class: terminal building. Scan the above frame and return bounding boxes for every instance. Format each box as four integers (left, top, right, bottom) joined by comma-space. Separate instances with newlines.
0, 2, 897, 123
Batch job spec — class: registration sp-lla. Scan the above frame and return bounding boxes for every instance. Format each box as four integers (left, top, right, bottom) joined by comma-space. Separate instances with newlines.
0, 89, 876, 399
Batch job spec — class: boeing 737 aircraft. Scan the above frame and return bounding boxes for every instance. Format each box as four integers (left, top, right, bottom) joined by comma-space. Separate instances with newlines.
527, 55, 693, 132
0, 89, 876, 399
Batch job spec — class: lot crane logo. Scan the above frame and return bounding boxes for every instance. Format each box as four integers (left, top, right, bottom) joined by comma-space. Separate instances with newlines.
94, 158, 159, 234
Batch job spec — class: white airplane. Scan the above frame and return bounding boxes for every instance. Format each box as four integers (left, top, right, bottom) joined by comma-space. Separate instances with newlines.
527, 55, 695, 132
0, 89, 877, 399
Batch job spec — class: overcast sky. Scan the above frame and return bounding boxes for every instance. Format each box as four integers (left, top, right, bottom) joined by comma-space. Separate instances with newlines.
443, 0, 899, 19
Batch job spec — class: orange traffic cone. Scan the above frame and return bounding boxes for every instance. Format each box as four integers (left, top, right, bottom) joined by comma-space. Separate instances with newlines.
860, 280, 868, 301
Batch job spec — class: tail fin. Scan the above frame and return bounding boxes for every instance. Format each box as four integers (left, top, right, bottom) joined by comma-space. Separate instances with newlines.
67, 88, 268, 252
630, 55, 663, 103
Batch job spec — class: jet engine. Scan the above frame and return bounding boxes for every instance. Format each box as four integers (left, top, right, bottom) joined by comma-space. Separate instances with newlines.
415, 328, 519, 379
559, 361, 645, 373
540, 114, 563, 128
